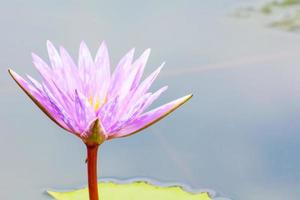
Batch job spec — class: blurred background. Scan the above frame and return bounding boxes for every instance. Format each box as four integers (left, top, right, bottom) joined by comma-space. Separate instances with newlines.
1, 0, 300, 200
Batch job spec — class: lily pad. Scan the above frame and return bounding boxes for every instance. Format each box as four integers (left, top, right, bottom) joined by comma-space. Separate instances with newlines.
48, 181, 212, 200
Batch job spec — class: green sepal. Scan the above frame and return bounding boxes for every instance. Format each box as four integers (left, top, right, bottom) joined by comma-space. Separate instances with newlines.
83, 118, 106, 146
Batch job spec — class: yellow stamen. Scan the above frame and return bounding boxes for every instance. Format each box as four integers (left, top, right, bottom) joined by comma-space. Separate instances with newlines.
94, 100, 101, 111
88, 95, 108, 111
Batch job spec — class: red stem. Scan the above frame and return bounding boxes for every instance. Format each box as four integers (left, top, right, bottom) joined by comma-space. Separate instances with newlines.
86, 145, 99, 200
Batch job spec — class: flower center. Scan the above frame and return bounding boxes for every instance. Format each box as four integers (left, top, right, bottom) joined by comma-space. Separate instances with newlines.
88, 96, 107, 111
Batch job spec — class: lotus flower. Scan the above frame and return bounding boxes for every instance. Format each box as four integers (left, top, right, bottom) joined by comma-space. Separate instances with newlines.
9, 41, 192, 200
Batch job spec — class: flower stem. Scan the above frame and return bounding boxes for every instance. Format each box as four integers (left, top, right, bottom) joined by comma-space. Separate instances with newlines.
86, 144, 100, 200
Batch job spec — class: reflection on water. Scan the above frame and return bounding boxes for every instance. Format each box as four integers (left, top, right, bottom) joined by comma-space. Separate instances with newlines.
1, 0, 300, 200
232, 0, 300, 32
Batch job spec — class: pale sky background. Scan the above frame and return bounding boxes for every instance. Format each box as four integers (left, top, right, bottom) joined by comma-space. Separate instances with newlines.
1, 0, 300, 200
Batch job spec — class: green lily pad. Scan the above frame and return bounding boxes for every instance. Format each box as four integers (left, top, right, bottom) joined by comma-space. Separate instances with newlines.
48, 181, 212, 200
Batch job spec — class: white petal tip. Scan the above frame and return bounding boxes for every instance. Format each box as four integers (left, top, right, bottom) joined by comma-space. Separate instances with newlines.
46, 40, 54, 46
187, 93, 193, 98
8, 69, 22, 83
182, 94, 193, 102
80, 40, 87, 46
171, 94, 193, 110
145, 48, 151, 54
8, 68, 16, 77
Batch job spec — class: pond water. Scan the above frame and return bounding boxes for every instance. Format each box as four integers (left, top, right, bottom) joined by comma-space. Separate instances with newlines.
0, 0, 300, 200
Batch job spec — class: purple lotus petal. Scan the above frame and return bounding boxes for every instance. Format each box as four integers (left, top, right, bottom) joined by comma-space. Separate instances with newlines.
8, 69, 74, 133
78, 41, 96, 95
133, 63, 164, 99
117, 49, 151, 100
139, 86, 168, 114
74, 89, 96, 132
59, 46, 82, 93
108, 48, 135, 99
28, 73, 72, 119
109, 85, 168, 133
94, 41, 110, 107
108, 92, 152, 134
124, 63, 164, 112
32, 53, 53, 85
32, 53, 66, 102
47, 40, 63, 70
74, 90, 87, 131
130, 49, 151, 91
98, 95, 120, 130
50, 80, 74, 116
108, 94, 192, 139
104, 50, 152, 123
42, 83, 76, 132
9, 41, 192, 145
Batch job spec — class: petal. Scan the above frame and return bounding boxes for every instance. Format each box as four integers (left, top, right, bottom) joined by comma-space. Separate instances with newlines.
31, 55, 71, 114
32, 53, 53, 85
98, 95, 120, 130
95, 41, 110, 76
107, 92, 152, 134
112, 85, 168, 131
78, 41, 95, 95
136, 63, 164, 95
8, 69, 72, 132
103, 50, 151, 122
94, 41, 111, 103
108, 94, 192, 139
74, 90, 87, 131
78, 41, 94, 72
139, 85, 168, 113
130, 48, 151, 91
116, 49, 151, 100
74, 90, 96, 133
41, 83, 76, 132
126, 63, 164, 110
28, 74, 69, 115
47, 40, 63, 69
50, 80, 74, 114
108, 48, 135, 98
32, 53, 66, 99
59, 46, 82, 93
